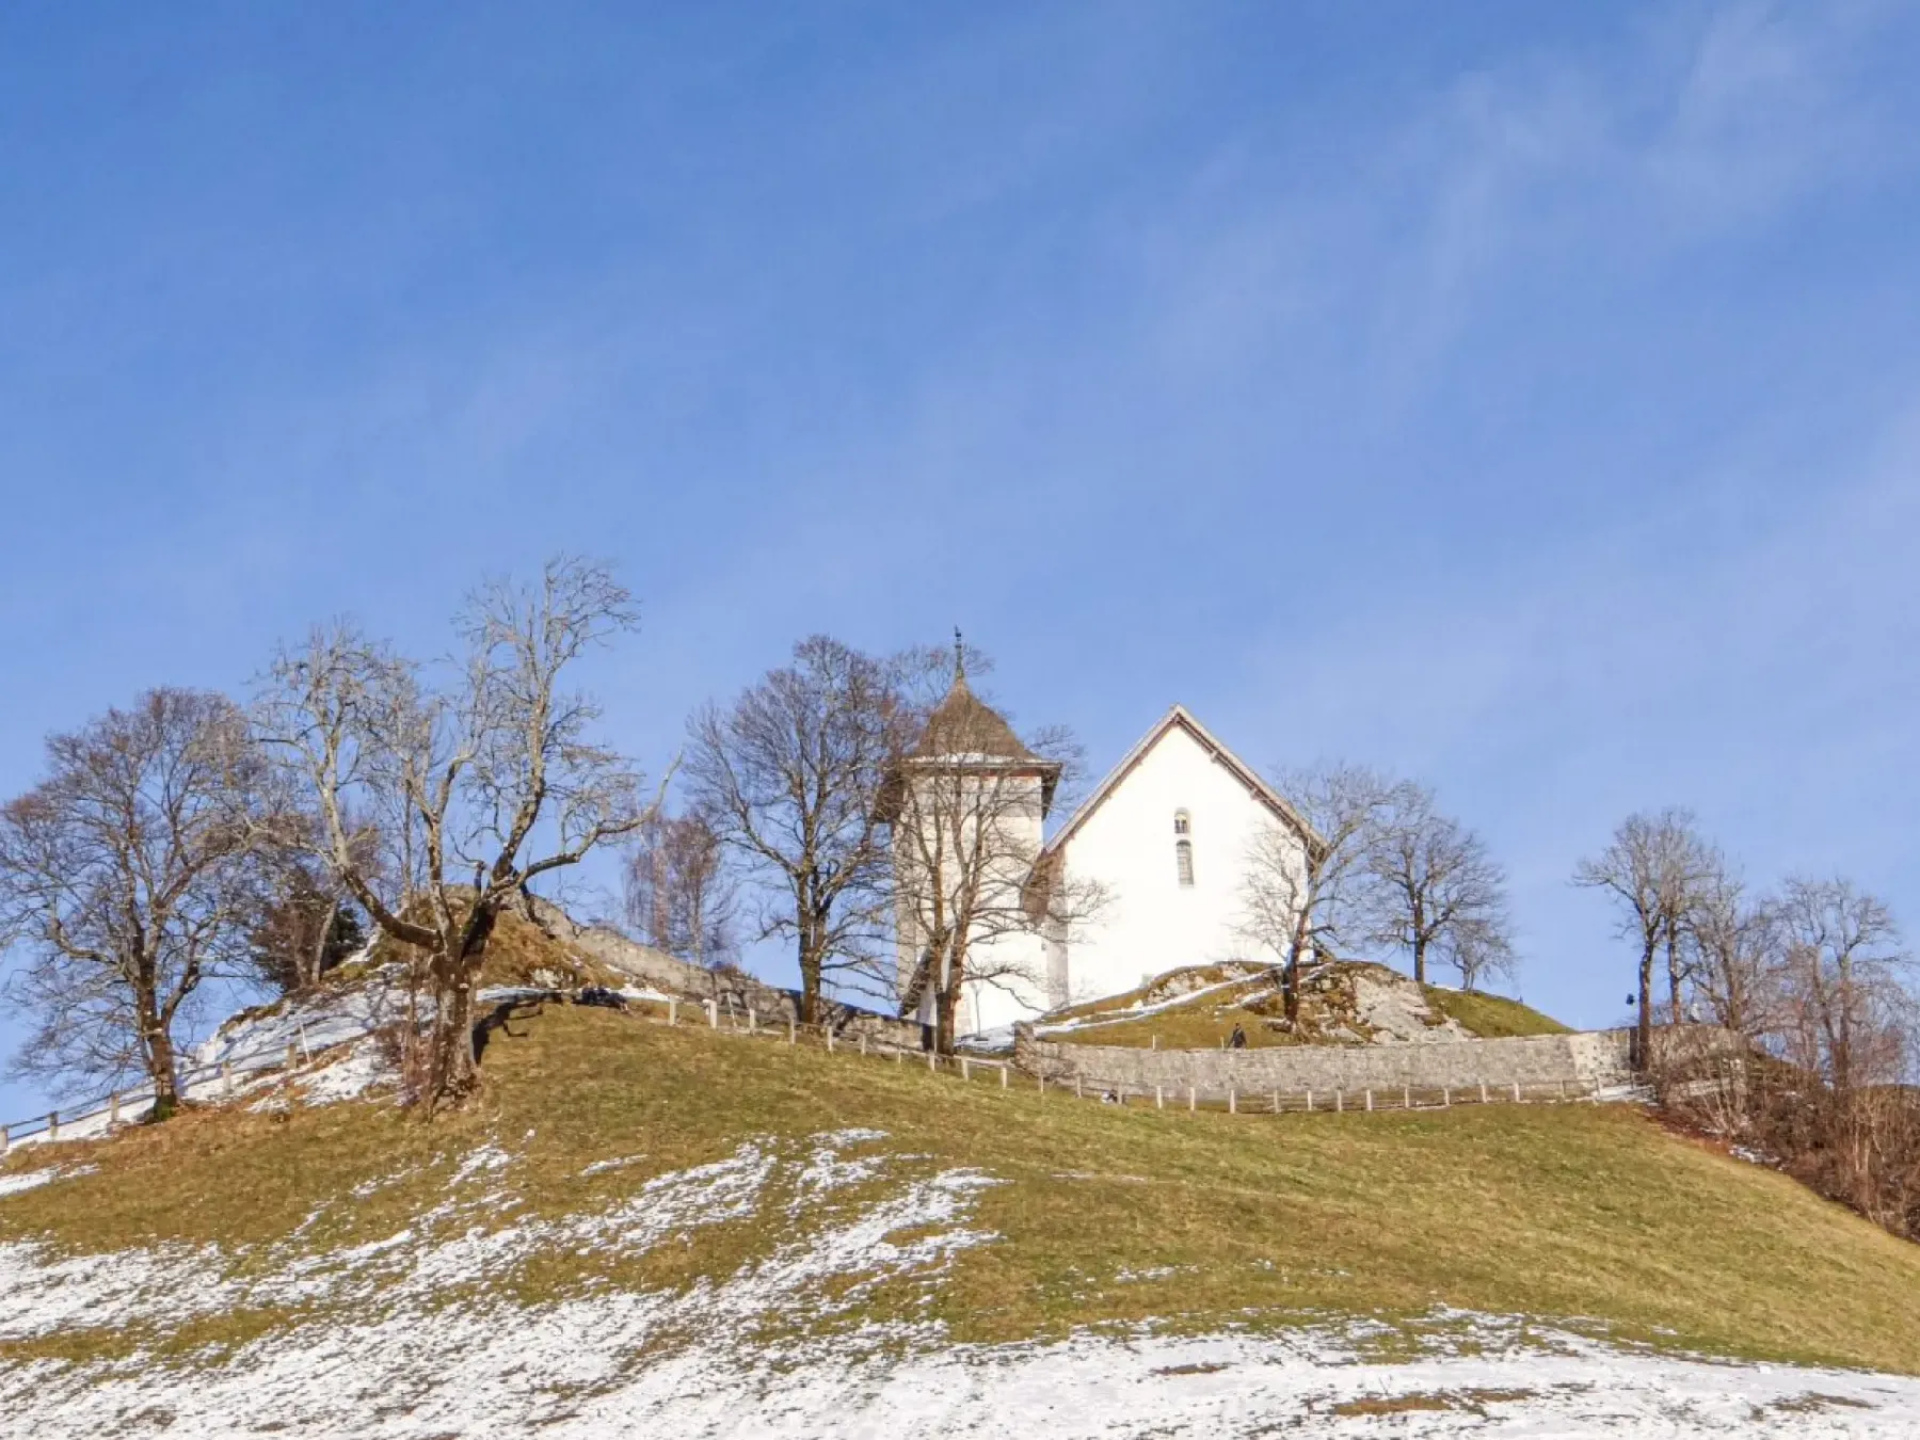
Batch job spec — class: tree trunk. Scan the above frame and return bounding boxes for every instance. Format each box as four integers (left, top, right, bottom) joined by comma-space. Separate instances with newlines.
1282, 908, 1312, 1024
1665, 914, 1683, 1022
1635, 937, 1656, 1072
1835, 954, 1854, 1096
935, 973, 960, 1056
143, 1017, 180, 1120
307, 894, 341, 990
132, 968, 181, 1121
429, 974, 481, 1106
932, 932, 967, 1055
1411, 934, 1427, 987
797, 917, 822, 1026
429, 902, 498, 1108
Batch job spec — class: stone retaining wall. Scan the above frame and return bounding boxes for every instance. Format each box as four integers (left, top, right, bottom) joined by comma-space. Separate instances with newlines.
1014, 1027, 1646, 1096
528, 895, 926, 1049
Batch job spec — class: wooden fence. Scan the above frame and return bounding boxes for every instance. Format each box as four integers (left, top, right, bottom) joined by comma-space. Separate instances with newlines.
0, 1036, 322, 1154
636, 995, 1635, 1114
1, 990, 1641, 1156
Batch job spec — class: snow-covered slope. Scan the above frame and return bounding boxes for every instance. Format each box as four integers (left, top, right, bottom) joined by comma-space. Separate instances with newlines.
3, 929, 1916, 1438
2, 1128, 1917, 1437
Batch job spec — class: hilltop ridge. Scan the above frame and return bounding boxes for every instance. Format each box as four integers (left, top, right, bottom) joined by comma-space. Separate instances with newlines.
1, 916, 1919, 1434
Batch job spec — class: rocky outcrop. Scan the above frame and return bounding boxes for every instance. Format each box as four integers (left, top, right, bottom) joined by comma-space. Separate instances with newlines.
521, 895, 924, 1048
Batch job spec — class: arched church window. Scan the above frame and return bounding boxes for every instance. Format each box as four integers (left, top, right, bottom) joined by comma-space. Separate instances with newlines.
1176, 838, 1195, 887
1173, 810, 1190, 836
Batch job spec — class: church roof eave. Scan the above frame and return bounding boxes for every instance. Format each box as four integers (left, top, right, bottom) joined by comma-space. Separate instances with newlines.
1037, 704, 1321, 863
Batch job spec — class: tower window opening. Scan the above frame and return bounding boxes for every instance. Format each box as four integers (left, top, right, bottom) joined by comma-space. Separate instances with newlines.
1173, 809, 1190, 835
1176, 838, 1195, 887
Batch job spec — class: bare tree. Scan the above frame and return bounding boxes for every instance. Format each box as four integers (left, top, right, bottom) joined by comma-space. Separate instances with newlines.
624, 809, 739, 968
1573, 808, 1706, 1068
1363, 786, 1515, 990
256, 557, 654, 1109
684, 636, 906, 1023
1238, 762, 1389, 1024
1773, 876, 1906, 1096
245, 853, 367, 995
1679, 850, 1779, 1037
883, 643, 1104, 1054
0, 689, 274, 1117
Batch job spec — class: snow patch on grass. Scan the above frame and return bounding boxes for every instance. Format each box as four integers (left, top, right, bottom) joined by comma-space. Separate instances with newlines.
0, 1165, 93, 1200
5, 1130, 1919, 1437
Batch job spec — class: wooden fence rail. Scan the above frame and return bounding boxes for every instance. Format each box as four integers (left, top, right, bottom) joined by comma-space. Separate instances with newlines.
640, 998, 1627, 1114
2, 990, 1642, 1156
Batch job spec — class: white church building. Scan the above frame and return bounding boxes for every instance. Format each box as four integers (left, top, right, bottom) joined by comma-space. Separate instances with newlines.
891, 667, 1317, 1038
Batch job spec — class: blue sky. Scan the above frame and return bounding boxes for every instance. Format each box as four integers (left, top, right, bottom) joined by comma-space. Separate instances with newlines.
3, 3, 1919, 1117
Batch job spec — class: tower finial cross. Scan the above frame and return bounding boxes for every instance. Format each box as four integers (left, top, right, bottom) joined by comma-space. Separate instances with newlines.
953, 626, 966, 683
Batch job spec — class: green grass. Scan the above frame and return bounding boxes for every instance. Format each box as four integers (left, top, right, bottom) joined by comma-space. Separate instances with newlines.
1045, 965, 1570, 1049
1421, 986, 1571, 1038
1044, 965, 1258, 1024
1047, 1000, 1304, 1049
4, 1002, 1920, 1376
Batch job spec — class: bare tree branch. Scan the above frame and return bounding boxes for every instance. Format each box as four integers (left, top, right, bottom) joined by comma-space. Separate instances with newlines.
1237, 761, 1392, 1025
1573, 807, 1709, 1068
1362, 784, 1517, 992
884, 643, 1107, 1053
0, 689, 275, 1114
624, 809, 740, 968
682, 636, 905, 1022
255, 556, 654, 1110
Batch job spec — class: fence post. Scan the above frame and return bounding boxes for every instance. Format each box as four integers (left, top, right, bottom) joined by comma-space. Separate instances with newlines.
222, 1062, 234, 1097
927, 1051, 935, 1074
1039, 1074, 1045, 1094
110, 1092, 121, 1124
1305, 1088, 1313, 1113
48, 1111, 59, 1141
1074, 1076, 1083, 1100
748, 1008, 757, 1035
1442, 1086, 1450, 1107
1403, 1085, 1411, 1110
1155, 1085, 1164, 1110
286, 1042, 300, 1072
708, 1000, 718, 1028
1365, 1089, 1373, 1112
0, 1125, 8, 1154
1228, 1088, 1236, 1114
1335, 1089, 1344, 1113
960, 1057, 970, 1081
1558, 1079, 1567, 1100
1479, 1081, 1488, 1104
668, 998, 678, 1027
999, 1064, 1008, 1089
1188, 1087, 1196, 1113
895, 1046, 902, 1065
860, 1034, 868, 1057
826, 1028, 834, 1054
1271, 1090, 1280, 1115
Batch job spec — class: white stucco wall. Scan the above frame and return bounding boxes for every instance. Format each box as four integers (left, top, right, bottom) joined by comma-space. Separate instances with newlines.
1053, 723, 1305, 1006
891, 768, 1053, 1038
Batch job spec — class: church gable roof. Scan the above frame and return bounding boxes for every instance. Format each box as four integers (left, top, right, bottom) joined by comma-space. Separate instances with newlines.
1040, 705, 1319, 861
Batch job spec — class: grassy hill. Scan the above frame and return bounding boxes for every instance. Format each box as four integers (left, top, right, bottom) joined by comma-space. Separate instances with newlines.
1420, 984, 1571, 1038
4, 994, 1920, 1383
1040, 962, 1568, 1048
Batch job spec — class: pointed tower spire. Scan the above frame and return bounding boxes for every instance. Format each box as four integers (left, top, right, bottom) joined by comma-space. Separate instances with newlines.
953, 626, 966, 685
